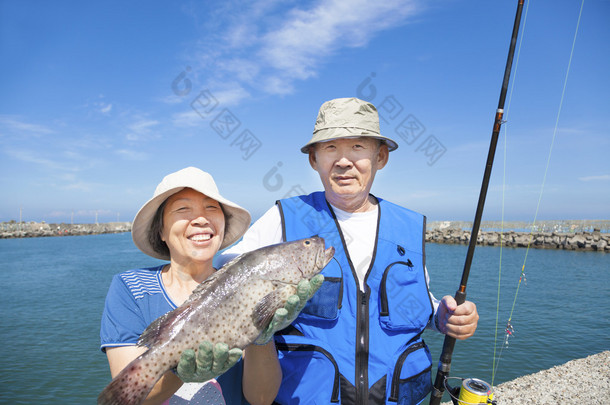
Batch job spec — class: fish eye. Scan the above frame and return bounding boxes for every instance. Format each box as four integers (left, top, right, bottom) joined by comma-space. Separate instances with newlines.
304, 240, 311, 245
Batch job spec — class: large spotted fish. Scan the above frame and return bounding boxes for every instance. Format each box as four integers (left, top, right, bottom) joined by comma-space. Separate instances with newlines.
98, 237, 334, 405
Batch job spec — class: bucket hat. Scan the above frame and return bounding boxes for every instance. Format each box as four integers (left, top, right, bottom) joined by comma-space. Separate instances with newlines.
131, 167, 251, 260
301, 97, 398, 153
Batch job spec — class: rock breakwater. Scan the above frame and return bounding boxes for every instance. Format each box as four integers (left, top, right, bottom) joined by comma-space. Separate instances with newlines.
426, 220, 609, 252
426, 228, 609, 251
0, 221, 132, 238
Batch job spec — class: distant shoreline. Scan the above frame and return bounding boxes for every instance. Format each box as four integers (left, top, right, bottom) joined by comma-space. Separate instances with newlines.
0, 221, 131, 238
1, 220, 608, 252
426, 220, 609, 252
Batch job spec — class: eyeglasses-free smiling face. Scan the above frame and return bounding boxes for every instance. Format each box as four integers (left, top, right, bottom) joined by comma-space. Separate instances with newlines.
160, 188, 225, 266
309, 137, 388, 212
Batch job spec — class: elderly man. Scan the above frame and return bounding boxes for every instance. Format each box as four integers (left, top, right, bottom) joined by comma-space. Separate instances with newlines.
220, 97, 479, 404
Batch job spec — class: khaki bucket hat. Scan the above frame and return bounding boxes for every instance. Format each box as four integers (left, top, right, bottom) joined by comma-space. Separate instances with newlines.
131, 167, 251, 260
301, 97, 398, 153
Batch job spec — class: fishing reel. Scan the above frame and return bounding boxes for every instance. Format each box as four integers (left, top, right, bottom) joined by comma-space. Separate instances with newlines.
443, 377, 497, 405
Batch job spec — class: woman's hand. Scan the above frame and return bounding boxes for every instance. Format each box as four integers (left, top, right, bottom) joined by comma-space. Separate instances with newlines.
255, 274, 324, 345
176, 341, 243, 383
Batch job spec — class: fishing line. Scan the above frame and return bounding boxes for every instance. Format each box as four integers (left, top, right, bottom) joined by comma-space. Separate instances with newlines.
491, 0, 585, 387
491, 0, 530, 387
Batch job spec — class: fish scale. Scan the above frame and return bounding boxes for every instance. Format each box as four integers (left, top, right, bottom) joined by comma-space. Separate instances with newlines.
98, 237, 334, 405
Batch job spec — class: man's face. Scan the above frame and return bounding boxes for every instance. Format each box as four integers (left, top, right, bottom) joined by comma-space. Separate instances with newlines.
309, 137, 388, 211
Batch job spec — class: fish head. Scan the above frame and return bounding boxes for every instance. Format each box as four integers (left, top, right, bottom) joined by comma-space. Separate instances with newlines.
308, 236, 335, 275
255, 236, 334, 285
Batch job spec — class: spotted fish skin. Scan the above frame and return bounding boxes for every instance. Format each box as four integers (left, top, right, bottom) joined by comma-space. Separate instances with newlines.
98, 237, 334, 405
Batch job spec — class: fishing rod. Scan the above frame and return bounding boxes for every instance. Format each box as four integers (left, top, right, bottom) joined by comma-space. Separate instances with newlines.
429, 1, 525, 404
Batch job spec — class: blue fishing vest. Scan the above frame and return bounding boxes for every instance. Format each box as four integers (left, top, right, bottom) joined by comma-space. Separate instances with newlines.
273, 192, 434, 405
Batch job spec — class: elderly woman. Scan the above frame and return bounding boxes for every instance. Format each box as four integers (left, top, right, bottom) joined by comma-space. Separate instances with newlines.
100, 167, 298, 405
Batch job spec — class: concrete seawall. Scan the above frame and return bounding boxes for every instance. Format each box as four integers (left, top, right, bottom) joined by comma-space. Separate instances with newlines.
2, 220, 608, 251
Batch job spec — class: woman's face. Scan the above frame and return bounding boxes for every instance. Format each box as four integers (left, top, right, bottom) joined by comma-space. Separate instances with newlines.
160, 188, 225, 266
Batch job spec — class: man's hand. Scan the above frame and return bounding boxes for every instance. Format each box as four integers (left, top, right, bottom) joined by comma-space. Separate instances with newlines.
255, 274, 324, 345
176, 341, 242, 383
436, 295, 479, 340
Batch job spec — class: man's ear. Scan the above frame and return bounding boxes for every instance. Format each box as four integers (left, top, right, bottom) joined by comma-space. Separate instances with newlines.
308, 149, 317, 170
377, 143, 389, 170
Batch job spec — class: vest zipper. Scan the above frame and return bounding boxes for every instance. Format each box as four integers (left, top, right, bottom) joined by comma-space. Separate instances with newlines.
356, 289, 369, 404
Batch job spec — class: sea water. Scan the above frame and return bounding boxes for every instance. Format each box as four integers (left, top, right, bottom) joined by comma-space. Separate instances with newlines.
0, 233, 607, 404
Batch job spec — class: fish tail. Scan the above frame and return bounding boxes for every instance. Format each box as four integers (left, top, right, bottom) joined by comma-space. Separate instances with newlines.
97, 351, 165, 405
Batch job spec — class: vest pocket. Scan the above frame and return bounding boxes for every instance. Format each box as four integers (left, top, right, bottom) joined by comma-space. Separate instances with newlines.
379, 260, 430, 331
388, 341, 432, 404
275, 341, 341, 403
300, 260, 343, 320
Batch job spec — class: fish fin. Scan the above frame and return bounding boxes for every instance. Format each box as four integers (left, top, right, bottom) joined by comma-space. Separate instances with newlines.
97, 351, 163, 405
252, 288, 288, 330
186, 273, 219, 302
138, 310, 174, 347
217, 253, 243, 270
180, 271, 225, 307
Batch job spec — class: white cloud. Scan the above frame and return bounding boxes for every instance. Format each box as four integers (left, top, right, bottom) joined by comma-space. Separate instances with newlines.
4, 149, 77, 172
0, 115, 55, 135
259, 0, 420, 81
159, 94, 186, 105
116, 149, 149, 161
172, 110, 204, 128
128, 119, 159, 133
171, 84, 251, 129
209, 84, 251, 106
82, 95, 114, 116
578, 174, 610, 182
100, 103, 113, 114
188, 0, 425, 103
126, 118, 160, 141
3, 148, 104, 194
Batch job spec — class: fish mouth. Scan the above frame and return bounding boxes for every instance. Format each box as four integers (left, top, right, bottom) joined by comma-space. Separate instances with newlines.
321, 246, 335, 268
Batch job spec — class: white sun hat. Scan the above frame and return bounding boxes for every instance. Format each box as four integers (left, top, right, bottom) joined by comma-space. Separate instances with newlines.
131, 167, 251, 260
300, 97, 399, 153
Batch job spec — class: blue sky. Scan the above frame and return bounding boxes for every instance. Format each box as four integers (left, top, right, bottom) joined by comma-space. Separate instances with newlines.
1, 0, 608, 224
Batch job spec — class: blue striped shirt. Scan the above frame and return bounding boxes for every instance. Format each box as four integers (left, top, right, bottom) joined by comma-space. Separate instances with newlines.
100, 265, 175, 350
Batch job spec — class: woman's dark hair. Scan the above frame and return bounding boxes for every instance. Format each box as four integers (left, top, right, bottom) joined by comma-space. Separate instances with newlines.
221, 205, 231, 240
147, 196, 230, 258
148, 200, 170, 258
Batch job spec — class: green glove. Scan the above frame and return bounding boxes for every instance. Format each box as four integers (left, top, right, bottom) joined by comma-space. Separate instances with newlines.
255, 274, 325, 345
176, 341, 242, 383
